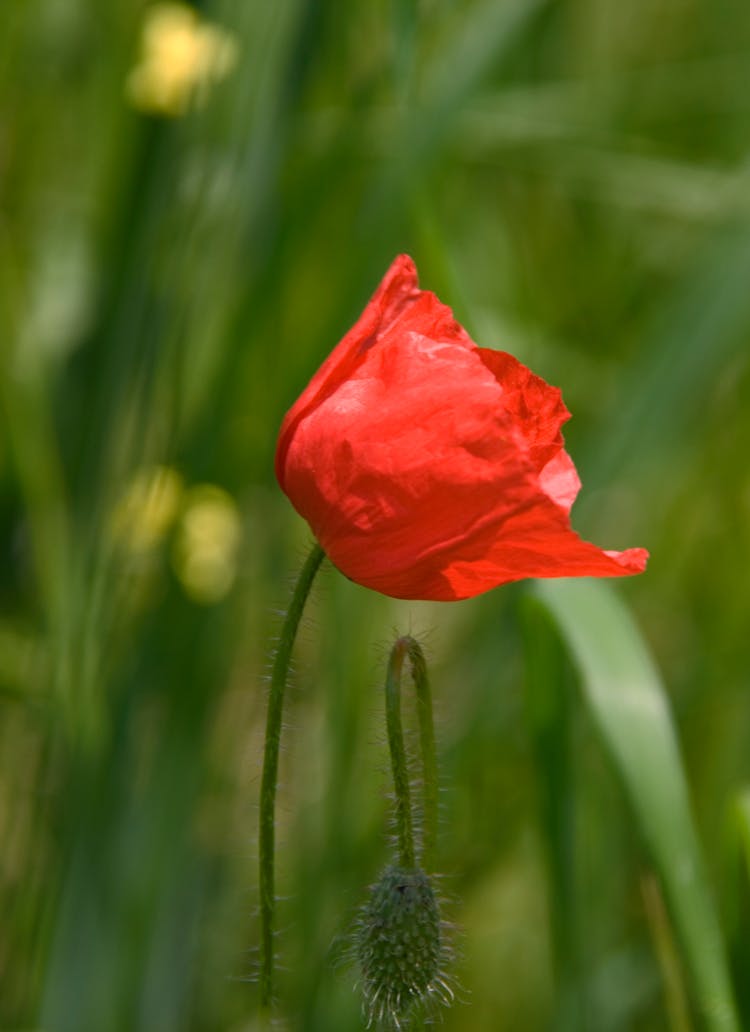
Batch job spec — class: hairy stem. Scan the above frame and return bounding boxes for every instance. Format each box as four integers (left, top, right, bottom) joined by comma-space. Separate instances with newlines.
385, 638, 417, 869
259, 542, 324, 1010
408, 638, 438, 872
385, 636, 439, 871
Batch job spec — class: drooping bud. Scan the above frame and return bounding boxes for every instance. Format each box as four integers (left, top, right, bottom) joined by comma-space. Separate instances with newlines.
357, 864, 448, 1028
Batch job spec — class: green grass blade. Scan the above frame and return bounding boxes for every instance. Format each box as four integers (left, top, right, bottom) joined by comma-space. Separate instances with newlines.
724, 790, 750, 1022
521, 597, 583, 1030
533, 578, 739, 1032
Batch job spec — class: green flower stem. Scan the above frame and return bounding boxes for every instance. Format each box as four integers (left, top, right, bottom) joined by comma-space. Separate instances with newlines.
259, 542, 324, 1010
385, 639, 416, 870
385, 637, 439, 872
408, 639, 438, 873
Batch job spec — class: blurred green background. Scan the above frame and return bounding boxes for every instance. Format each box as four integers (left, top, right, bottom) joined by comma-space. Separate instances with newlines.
2, 1, 750, 1029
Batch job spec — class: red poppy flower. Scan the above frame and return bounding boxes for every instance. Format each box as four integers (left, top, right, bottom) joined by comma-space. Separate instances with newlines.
275, 255, 648, 601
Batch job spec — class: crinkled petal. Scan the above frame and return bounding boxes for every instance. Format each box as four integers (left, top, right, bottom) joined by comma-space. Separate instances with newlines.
435, 491, 649, 600
276, 255, 472, 490
538, 449, 581, 513
477, 348, 570, 471
281, 329, 527, 570
275, 255, 649, 601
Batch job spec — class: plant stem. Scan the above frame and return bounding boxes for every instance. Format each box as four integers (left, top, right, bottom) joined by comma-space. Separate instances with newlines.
408, 639, 438, 873
385, 637, 439, 872
259, 542, 324, 1011
385, 638, 416, 870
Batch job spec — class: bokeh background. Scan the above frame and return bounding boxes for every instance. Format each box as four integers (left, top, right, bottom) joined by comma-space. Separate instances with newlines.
2, 1, 750, 1029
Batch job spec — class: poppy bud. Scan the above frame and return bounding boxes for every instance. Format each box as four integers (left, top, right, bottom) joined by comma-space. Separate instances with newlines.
357, 864, 451, 1028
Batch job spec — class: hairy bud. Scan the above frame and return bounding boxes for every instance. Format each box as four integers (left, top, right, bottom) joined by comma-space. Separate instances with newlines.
357, 865, 450, 1028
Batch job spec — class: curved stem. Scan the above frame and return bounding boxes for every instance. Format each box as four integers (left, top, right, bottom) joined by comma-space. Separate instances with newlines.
407, 638, 438, 873
259, 542, 324, 1010
385, 637, 439, 872
385, 638, 416, 869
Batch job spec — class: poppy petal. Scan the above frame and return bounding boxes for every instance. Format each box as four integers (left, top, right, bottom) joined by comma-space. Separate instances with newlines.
276, 255, 648, 601
477, 347, 570, 471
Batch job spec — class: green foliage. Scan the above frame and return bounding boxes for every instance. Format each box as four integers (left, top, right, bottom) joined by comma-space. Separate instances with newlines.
1, 1, 749, 1030
529, 581, 738, 1030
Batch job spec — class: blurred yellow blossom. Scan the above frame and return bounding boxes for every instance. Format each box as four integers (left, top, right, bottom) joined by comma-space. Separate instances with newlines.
111, 465, 184, 552
172, 485, 242, 604
127, 3, 238, 117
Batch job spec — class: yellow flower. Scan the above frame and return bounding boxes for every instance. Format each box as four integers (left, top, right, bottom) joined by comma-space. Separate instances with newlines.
172, 485, 242, 603
110, 465, 184, 553
127, 3, 238, 117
